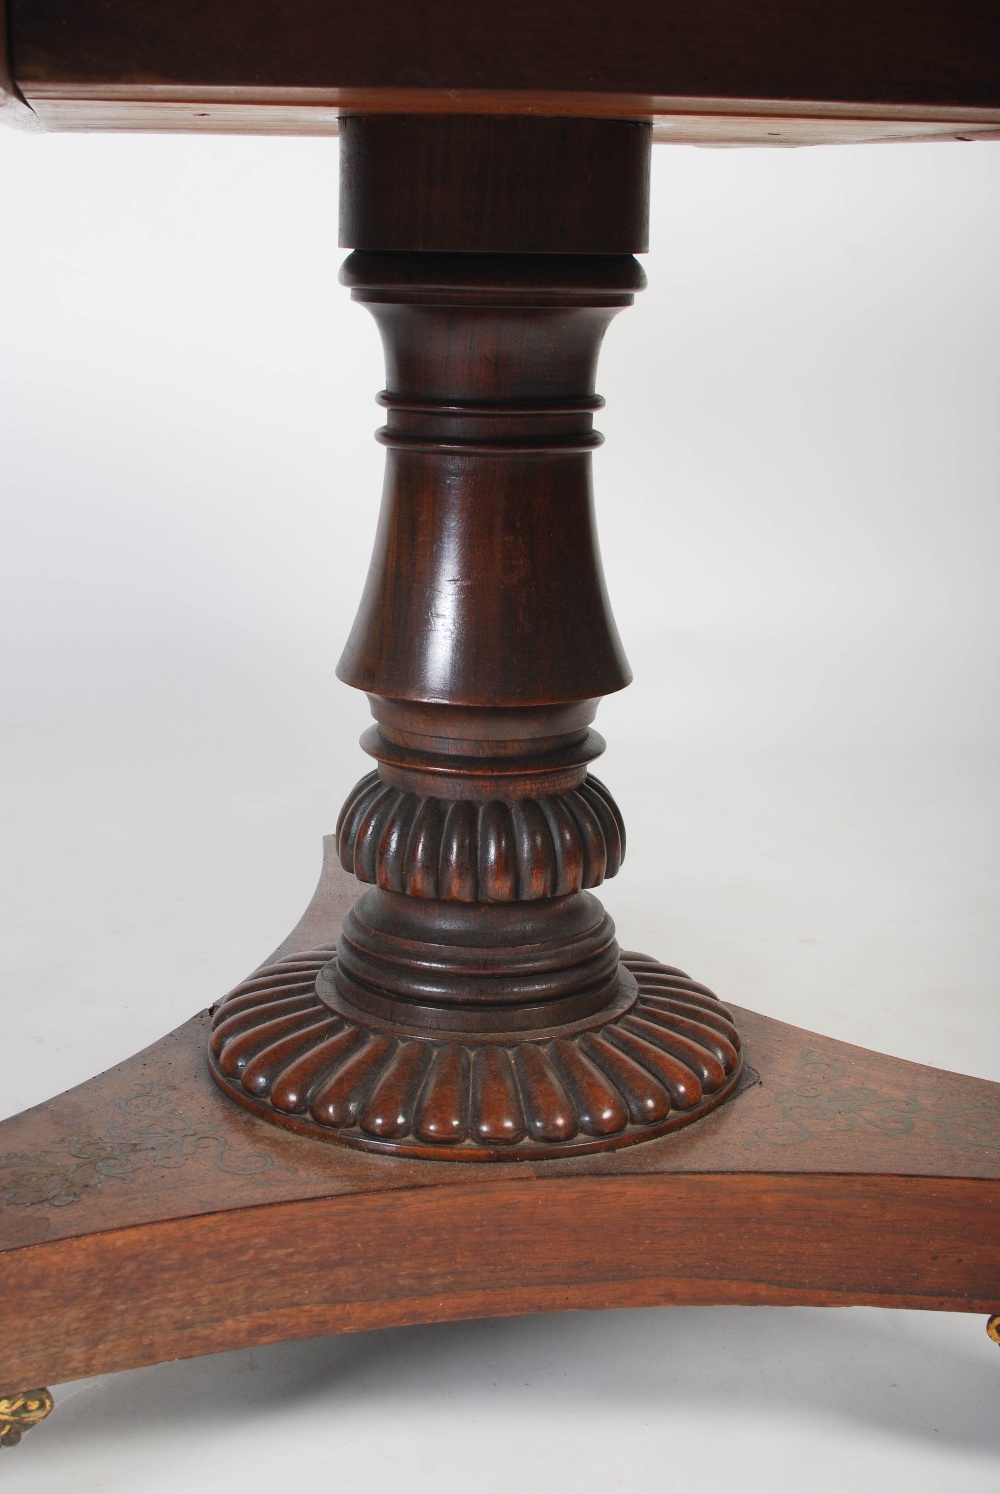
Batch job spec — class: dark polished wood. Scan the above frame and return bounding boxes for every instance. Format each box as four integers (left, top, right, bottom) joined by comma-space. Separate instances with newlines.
339, 116, 651, 255
0, 0, 37, 128
2, 842, 998, 1393
335, 255, 638, 701
2, 13, 998, 1436
205, 118, 746, 1159
5, 0, 1000, 141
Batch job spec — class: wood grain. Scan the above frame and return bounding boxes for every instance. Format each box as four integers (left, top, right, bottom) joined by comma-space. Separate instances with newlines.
339, 115, 650, 254
2, 45, 997, 1415
2, 837, 998, 1391
14, 96, 1000, 145
7, 0, 1000, 140
223, 126, 748, 1160
4, 1174, 998, 1392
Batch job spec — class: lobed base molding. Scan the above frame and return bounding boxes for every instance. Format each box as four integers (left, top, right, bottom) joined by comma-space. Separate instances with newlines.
1, 841, 999, 1418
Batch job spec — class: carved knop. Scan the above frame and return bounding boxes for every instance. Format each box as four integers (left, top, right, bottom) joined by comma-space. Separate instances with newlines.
336, 771, 625, 902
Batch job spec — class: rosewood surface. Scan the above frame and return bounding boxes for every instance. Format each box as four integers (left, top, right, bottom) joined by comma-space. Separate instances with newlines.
1, 839, 998, 1393
4, 0, 1000, 142
204, 117, 748, 1159
1, 20, 998, 1439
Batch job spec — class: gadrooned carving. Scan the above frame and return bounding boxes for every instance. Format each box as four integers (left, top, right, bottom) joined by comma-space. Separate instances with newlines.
208, 946, 743, 1160
336, 770, 625, 902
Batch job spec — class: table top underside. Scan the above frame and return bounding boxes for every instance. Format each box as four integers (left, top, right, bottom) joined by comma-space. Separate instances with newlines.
3, 0, 1000, 143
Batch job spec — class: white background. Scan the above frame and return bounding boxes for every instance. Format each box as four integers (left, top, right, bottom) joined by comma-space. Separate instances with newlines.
1, 127, 999, 1489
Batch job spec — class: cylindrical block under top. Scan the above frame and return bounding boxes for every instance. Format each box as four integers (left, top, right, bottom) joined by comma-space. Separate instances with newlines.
339, 114, 652, 255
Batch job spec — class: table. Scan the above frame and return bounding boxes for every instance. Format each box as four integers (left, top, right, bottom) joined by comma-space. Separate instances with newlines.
2, 0, 999, 1451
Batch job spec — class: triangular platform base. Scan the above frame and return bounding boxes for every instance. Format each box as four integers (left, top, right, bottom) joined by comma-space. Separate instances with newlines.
2, 840, 998, 1398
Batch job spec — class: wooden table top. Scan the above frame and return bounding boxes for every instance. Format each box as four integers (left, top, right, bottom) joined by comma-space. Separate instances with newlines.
3, 0, 1000, 143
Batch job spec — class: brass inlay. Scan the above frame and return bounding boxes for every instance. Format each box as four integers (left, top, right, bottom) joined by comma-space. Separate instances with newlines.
0, 1389, 54, 1448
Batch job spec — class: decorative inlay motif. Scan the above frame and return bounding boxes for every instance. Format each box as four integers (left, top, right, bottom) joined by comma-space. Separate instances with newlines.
208, 946, 743, 1160
0, 1087, 289, 1212
0, 1390, 54, 1449
750, 1049, 1000, 1155
336, 771, 625, 902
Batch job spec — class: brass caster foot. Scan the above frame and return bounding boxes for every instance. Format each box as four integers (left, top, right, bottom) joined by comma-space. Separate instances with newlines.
0, 1390, 54, 1448
988, 1315, 1000, 1347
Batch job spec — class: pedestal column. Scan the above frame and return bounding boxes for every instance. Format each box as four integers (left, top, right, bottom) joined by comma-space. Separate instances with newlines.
208, 116, 743, 1157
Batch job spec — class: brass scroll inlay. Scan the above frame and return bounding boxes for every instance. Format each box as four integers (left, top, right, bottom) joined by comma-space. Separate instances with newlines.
0, 1389, 54, 1448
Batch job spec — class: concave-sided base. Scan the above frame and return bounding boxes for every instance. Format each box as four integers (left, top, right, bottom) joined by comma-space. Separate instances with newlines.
2, 839, 998, 1402
208, 946, 744, 1160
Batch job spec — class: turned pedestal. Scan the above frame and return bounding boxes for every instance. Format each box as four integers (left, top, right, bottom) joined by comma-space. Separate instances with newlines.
208, 119, 742, 1159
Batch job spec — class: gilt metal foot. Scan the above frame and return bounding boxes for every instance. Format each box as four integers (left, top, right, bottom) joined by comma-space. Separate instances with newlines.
0, 1389, 54, 1447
